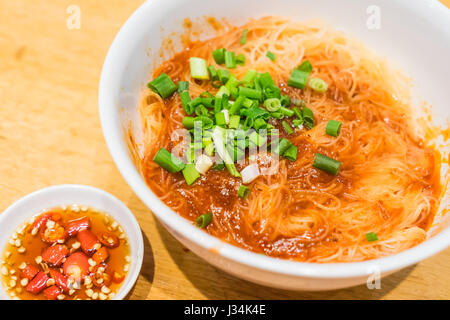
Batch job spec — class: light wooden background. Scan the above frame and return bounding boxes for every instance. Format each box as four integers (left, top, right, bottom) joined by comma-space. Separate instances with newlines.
0, 0, 449, 300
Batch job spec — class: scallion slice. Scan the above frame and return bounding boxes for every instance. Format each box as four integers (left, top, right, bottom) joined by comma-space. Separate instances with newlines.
273, 138, 292, 155
196, 212, 213, 228
302, 107, 315, 129
236, 53, 246, 65
182, 163, 200, 185
266, 51, 276, 61
238, 86, 262, 100
182, 116, 195, 129
287, 69, 309, 89
326, 120, 342, 137
215, 112, 227, 127
313, 153, 341, 175
208, 65, 218, 80
240, 29, 248, 45
241, 69, 257, 86
153, 148, 185, 172
217, 69, 230, 84
283, 145, 297, 161
229, 115, 241, 129
238, 185, 250, 198
282, 121, 293, 134
365, 232, 379, 242
212, 48, 226, 65
308, 78, 328, 93
263, 98, 281, 112
148, 73, 177, 99
190, 57, 209, 80
224, 51, 236, 69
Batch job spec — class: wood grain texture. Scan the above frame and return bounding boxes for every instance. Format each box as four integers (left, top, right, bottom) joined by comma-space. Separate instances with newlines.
0, 0, 448, 300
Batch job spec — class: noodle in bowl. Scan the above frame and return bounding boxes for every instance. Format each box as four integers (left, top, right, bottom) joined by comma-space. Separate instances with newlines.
99, 0, 450, 290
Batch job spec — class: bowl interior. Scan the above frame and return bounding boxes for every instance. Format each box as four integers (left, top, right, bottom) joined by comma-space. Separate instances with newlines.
0, 185, 144, 300
99, 0, 449, 277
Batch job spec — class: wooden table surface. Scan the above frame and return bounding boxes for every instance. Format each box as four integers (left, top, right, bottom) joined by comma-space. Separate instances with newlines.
1, 0, 449, 300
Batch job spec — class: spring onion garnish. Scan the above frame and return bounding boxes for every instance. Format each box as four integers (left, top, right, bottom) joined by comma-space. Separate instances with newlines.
241, 163, 260, 183
238, 185, 250, 198
208, 65, 218, 80
258, 72, 275, 88
282, 121, 293, 134
215, 85, 230, 98
195, 154, 213, 174
182, 116, 195, 129
279, 107, 294, 117
283, 145, 297, 161
287, 60, 313, 89
196, 212, 213, 228
224, 51, 236, 69
236, 53, 246, 65
215, 112, 227, 127
266, 51, 276, 61
153, 148, 185, 173
365, 232, 379, 242
302, 107, 315, 129
263, 98, 281, 112
313, 153, 342, 175
212, 48, 226, 65
238, 87, 262, 100
308, 78, 328, 93
326, 120, 342, 137
217, 69, 230, 84
148, 73, 177, 99
240, 29, 248, 45
273, 138, 292, 155
212, 127, 240, 177
241, 69, 257, 86
190, 57, 209, 80
178, 81, 192, 114
253, 118, 267, 130
182, 163, 200, 185
229, 115, 241, 129
249, 131, 267, 147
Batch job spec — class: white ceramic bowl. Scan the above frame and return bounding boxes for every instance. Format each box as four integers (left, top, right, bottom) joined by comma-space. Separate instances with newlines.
99, 0, 450, 290
0, 185, 144, 299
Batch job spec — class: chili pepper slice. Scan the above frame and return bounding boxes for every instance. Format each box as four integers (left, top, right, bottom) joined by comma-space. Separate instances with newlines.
63, 252, 90, 279
20, 264, 39, 281
91, 265, 112, 288
43, 285, 62, 300
49, 269, 69, 292
97, 232, 120, 248
26, 271, 49, 294
40, 222, 67, 244
66, 217, 90, 237
42, 244, 69, 267
92, 246, 109, 265
30, 212, 53, 233
77, 229, 100, 255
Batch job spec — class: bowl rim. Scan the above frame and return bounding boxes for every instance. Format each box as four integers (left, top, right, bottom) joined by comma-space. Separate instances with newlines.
0, 184, 144, 299
99, 0, 450, 279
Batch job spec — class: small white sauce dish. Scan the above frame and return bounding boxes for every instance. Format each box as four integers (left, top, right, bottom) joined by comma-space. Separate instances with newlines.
0, 184, 144, 300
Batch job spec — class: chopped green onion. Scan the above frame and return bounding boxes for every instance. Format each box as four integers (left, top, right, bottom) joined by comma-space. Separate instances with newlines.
208, 65, 218, 80
240, 29, 248, 45
266, 51, 276, 61
270, 112, 283, 119
215, 112, 227, 127
229, 115, 241, 129
298, 60, 312, 72
282, 121, 293, 134
236, 53, 246, 65
293, 119, 303, 128
302, 107, 315, 129
212, 48, 226, 65
263, 98, 281, 112
243, 116, 254, 130
153, 148, 185, 173
217, 69, 230, 83
283, 145, 297, 161
365, 232, 379, 242
180, 91, 192, 114
196, 212, 213, 228
238, 185, 250, 198
148, 73, 177, 99
241, 69, 257, 86
225, 75, 240, 91
273, 138, 292, 155
242, 97, 256, 109
326, 120, 342, 137
238, 86, 262, 100
249, 131, 267, 147
292, 107, 303, 120
212, 163, 225, 170
280, 95, 290, 107
308, 78, 328, 93
279, 107, 294, 117
253, 118, 267, 131
258, 72, 275, 88
178, 81, 189, 92
195, 116, 214, 129
224, 51, 236, 69
182, 116, 195, 129
313, 153, 341, 175
229, 96, 245, 115
205, 142, 215, 156
182, 163, 200, 185
190, 57, 209, 80
287, 69, 309, 89
215, 85, 230, 98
